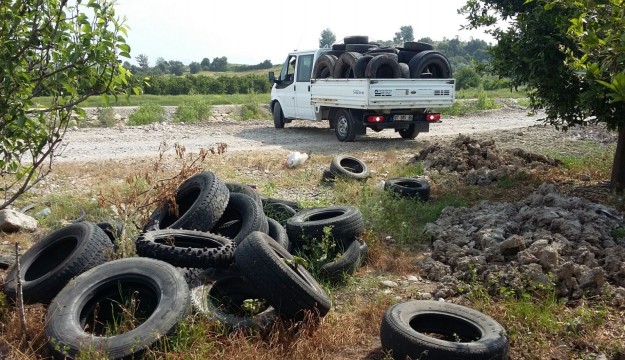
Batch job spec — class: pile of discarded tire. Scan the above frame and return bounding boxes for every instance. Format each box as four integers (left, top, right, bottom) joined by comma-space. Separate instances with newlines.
1, 170, 368, 359
380, 300, 509, 360
313, 35, 452, 80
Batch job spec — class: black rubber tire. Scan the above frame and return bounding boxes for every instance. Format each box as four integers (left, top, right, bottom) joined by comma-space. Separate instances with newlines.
273, 102, 285, 128
286, 206, 364, 250
333, 52, 362, 79
329, 154, 371, 180
144, 171, 229, 232
380, 300, 509, 360
384, 178, 431, 201
399, 63, 410, 79
408, 50, 453, 79
235, 232, 331, 320
366, 47, 399, 55
345, 44, 377, 53
398, 49, 420, 64
267, 217, 290, 250
212, 192, 268, 245
0, 254, 14, 270
136, 229, 235, 268
344, 35, 369, 44
3, 222, 113, 304
313, 54, 337, 79
399, 124, 419, 139
354, 55, 374, 78
334, 108, 357, 142
322, 169, 336, 182
226, 182, 262, 206
365, 54, 403, 79
191, 273, 278, 332
331, 43, 346, 51
403, 41, 434, 52
319, 239, 365, 282
261, 197, 302, 211
95, 221, 123, 251
45, 257, 190, 359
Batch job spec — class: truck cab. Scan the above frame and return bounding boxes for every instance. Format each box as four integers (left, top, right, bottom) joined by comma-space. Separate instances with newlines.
269, 49, 327, 124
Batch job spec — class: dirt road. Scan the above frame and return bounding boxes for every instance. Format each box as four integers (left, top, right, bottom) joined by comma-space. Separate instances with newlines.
57, 107, 546, 162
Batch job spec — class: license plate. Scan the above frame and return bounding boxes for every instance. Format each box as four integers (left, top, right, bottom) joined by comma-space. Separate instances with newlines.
393, 115, 413, 121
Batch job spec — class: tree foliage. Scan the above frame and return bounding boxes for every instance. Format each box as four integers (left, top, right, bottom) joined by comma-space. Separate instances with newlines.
136, 54, 149, 69
201, 57, 211, 71
461, 0, 625, 190
393, 25, 415, 44
210, 56, 228, 72
0, 0, 133, 209
189, 61, 201, 74
319, 28, 336, 48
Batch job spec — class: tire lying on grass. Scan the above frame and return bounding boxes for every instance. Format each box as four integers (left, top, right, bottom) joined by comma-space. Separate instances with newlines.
235, 231, 331, 320
136, 229, 235, 268
225, 182, 262, 206
380, 300, 509, 360
3, 222, 113, 304
263, 201, 298, 225
384, 178, 431, 201
46, 257, 190, 360
329, 154, 370, 181
191, 273, 278, 333
212, 192, 269, 245
319, 239, 367, 282
144, 171, 229, 232
286, 206, 365, 250
267, 217, 290, 250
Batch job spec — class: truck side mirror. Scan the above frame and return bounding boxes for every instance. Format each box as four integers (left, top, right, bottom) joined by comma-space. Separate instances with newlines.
268, 71, 276, 83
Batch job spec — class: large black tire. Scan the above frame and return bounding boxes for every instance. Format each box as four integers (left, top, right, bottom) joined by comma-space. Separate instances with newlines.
402, 41, 434, 52
226, 182, 262, 206
331, 43, 346, 51
144, 171, 229, 232
366, 47, 399, 55
333, 52, 362, 79
267, 217, 290, 250
212, 192, 269, 245
398, 123, 419, 139
344, 35, 368, 44
191, 273, 278, 332
365, 54, 402, 79
235, 232, 331, 320
286, 206, 364, 250
345, 43, 377, 53
354, 55, 374, 78
273, 102, 285, 128
312, 54, 337, 79
398, 49, 420, 64
334, 108, 358, 142
46, 257, 190, 359
408, 50, 453, 79
3, 222, 113, 304
380, 300, 509, 360
319, 239, 365, 282
261, 197, 302, 211
263, 202, 297, 225
329, 154, 370, 181
384, 178, 431, 201
136, 229, 235, 268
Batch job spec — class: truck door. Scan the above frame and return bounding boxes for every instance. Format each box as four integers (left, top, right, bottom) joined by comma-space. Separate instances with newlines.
274, 55, 297, 118
294, 54, 315, 120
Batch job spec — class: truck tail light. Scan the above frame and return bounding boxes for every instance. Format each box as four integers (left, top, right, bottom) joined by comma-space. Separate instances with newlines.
426, 113, 441, 122
367, 115, 384, 123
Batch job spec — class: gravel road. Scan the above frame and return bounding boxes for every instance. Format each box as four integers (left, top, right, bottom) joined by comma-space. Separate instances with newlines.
57, 107, 548, 162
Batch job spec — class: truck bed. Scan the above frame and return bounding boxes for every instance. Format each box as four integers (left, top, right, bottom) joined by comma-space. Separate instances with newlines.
310, 78, 455, 110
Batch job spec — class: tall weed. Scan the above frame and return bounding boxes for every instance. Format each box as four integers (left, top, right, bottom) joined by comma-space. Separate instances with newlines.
173, 96, 212, 123
127, 103, 166, 125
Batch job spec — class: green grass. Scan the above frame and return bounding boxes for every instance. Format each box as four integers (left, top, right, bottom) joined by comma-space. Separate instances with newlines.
172, 96, 212, 123
32, 93, 271, 108
456, 86, 528, 99
127, 103, 166, 125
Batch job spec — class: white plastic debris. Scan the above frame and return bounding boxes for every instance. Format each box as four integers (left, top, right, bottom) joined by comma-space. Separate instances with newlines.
285, 151, 309, 168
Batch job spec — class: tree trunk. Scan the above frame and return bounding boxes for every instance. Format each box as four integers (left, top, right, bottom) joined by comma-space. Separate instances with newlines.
611, 125, 625, 192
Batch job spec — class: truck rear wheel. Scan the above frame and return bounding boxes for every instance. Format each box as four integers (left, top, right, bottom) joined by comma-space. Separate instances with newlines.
335, 109, 357, 142
273, 102, 285, 129
399, 124, 419, 139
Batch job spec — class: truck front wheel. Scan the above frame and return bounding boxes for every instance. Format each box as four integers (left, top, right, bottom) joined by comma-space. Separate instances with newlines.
399, 124, 419, 139
335, 109, 357, 142
273, 102, 285, 129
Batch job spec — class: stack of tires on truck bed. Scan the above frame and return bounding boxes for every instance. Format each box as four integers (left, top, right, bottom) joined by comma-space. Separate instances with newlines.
2, 171, 369, 359
314, 35, 452, 80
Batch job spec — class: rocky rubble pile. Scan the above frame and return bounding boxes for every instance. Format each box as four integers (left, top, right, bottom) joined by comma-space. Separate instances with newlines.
420, 183, 625, 306
412, 135, 562, 185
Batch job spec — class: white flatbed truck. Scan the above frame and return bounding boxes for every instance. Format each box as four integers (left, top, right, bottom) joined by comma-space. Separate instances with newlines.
268, 48, 456, 142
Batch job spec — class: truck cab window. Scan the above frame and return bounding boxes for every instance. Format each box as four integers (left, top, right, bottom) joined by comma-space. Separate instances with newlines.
296, 54, 314, 83
279, 55, 297, 83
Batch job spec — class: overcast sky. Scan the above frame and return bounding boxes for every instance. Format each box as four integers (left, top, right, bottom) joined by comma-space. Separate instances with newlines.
114, 0, 494, 66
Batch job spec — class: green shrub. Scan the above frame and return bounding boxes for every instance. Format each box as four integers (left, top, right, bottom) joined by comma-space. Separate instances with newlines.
173, 96, 212, 123
127, 103, 166, 126
238, 94, 270, 121
97, 107, 116, 127
476, 87, 498, 110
